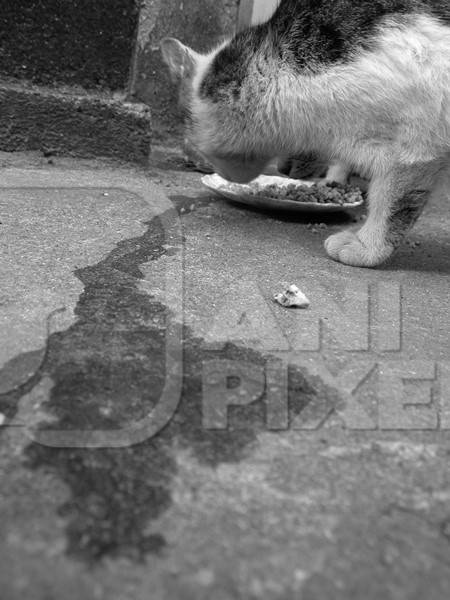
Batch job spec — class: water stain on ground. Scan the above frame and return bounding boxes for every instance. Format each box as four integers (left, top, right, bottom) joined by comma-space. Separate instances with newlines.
0, 205, 329, 564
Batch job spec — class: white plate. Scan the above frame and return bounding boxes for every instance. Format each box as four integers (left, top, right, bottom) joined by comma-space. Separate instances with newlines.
201, 174, 364, 213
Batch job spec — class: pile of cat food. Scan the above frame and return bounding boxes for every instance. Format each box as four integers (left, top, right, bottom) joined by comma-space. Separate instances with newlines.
244, 181, 364, 205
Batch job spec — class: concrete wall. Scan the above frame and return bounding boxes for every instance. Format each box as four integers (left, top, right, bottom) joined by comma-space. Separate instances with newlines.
0, 0, 240, 150
128, 0, 239, 139
0, 82, 152, 163
0, 0, 139, 90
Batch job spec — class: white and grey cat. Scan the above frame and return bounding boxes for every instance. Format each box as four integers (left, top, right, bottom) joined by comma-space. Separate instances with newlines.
161, 0, 450, 267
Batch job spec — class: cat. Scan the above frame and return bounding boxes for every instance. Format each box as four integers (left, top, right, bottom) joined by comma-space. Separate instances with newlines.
161, 0, 450, 267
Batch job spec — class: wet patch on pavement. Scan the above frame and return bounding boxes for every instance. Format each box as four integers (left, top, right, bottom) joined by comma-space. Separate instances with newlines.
0, 349, 45, 395
0, 208, 334, 564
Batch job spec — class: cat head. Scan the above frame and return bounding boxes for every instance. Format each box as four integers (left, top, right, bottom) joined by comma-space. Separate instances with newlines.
160, 37, 271, 183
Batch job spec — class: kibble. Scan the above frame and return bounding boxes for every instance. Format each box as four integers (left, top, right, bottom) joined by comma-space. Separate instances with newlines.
242, 181, 364, 205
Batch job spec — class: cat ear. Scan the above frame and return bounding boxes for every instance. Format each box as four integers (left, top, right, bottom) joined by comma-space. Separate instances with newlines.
160, 38, 197, 81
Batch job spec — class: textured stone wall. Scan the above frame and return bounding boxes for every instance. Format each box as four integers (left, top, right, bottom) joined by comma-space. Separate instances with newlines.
0, 0, 239, 147
0, 83, 152, 162
0, 0, 139, 90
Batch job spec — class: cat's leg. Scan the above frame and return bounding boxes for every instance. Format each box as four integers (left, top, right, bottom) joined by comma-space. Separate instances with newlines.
324, 160, 352, 185
324, 161, 444, 267
278, 155, 351, 183
277, 153, 327, 179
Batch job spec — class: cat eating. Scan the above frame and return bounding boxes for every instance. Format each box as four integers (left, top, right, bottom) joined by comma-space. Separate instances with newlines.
161, 0, 450, 267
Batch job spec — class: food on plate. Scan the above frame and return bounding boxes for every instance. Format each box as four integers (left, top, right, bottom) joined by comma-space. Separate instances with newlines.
207, 174, 364, 206
247, 181, 364, 205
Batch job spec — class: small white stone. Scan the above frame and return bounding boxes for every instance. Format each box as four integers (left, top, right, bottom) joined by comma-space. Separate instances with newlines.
274, 284, 310, 308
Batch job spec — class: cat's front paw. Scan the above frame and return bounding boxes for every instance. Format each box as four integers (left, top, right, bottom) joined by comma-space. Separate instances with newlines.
324, 230, 392, 267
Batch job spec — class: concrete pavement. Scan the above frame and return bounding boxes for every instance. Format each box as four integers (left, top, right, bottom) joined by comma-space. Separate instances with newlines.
0, 149, 449, 599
